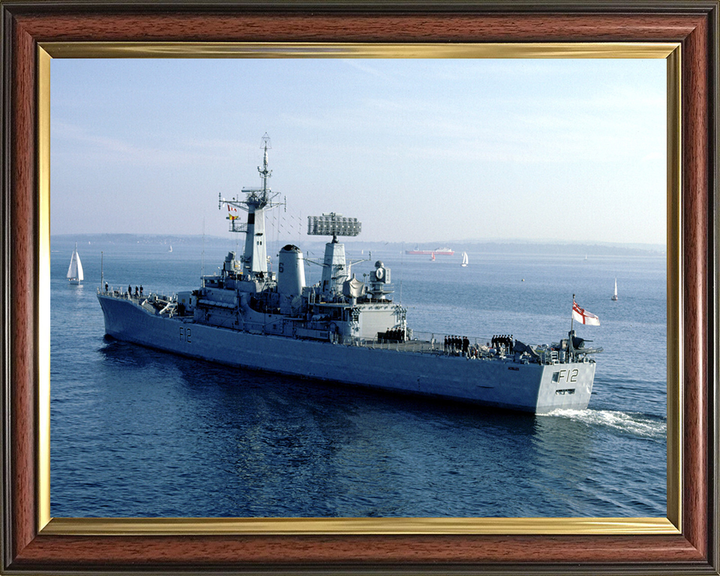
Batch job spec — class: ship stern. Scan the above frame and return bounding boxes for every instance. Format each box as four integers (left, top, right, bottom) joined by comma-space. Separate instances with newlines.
534, 361, 596, 414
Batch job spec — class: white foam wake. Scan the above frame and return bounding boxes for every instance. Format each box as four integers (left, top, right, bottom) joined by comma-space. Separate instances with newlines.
547, 408, 667, 439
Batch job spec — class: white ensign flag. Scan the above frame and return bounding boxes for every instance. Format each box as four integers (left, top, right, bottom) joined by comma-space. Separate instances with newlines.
572, 300, 600, 326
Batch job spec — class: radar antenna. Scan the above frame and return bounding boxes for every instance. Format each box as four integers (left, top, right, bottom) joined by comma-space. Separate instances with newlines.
307, 213, 362, 243
307, 213, 363, 295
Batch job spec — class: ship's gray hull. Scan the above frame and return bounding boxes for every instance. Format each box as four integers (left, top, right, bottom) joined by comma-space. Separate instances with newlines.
98, 294, 595, 414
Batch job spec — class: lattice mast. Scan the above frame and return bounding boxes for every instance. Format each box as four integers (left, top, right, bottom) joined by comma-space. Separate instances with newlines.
218, 134, 284, 275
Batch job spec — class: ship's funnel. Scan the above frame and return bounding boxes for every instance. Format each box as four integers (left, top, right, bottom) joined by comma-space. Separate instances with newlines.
278, 244, 306, 296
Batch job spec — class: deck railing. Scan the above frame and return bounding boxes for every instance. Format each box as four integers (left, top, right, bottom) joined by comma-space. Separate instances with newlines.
347, 331, 495, 356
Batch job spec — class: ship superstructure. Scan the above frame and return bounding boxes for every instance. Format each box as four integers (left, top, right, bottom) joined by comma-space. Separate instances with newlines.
97, 135, 601, 414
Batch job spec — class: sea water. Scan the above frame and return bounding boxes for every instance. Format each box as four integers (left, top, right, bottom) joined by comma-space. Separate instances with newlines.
50, 237, 666, 518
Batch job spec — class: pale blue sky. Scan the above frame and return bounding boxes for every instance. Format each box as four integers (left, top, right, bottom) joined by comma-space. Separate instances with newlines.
51, 58, 666, 245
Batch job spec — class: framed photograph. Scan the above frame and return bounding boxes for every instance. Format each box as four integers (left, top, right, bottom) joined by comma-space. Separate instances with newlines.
1, 1, 717, 574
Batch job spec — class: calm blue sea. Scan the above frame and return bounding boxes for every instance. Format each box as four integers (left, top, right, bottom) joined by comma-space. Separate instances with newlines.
50, 237, 666, 518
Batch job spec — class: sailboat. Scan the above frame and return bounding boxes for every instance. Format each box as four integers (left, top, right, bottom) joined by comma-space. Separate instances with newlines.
461, 251, 468, 267
67, 243, 84, 285
611, 278, 618, 301
168, 245, 173, 253
430, 252, 435, 262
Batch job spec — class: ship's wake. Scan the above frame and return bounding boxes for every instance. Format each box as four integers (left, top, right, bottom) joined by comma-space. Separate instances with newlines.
546, 408, 667, 440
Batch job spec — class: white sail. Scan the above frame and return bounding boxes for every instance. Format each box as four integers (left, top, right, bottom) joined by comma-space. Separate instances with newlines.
76, 252, 84, 281
611, 278, 618, 301
67, 245, 84, 283
461, 251, 468, 267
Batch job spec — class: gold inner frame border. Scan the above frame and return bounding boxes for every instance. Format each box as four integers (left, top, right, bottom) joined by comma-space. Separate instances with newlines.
36, 41, 682, 537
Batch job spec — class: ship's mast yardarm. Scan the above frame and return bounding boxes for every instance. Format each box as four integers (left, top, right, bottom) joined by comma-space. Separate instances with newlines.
218, 133, 284, 276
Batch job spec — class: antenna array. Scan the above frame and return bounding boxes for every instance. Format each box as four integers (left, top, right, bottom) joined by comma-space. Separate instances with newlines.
307, 213, 362, 238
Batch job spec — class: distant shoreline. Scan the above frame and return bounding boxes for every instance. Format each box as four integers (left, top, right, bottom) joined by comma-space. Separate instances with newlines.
52, 233, 666, 258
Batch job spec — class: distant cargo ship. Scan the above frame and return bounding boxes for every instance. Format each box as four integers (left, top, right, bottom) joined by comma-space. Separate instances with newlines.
406, 246, 454, 256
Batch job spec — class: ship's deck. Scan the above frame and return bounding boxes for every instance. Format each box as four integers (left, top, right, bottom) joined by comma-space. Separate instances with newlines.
357, 339, 440, 354
355, 337, 504, 360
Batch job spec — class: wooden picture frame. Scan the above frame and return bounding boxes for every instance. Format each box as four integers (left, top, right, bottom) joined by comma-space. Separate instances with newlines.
1, 1, 717, 573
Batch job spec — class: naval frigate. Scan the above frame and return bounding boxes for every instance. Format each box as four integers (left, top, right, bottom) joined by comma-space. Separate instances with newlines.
97, 135, 601, 414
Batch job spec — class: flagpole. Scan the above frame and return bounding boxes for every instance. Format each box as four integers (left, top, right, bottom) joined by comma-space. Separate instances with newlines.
568, 293, 576, 358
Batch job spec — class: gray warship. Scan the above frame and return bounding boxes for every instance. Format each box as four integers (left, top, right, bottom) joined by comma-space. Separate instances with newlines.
97, 135, 601, 414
